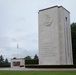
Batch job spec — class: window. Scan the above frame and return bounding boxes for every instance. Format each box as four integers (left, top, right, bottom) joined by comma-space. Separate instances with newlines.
65, 17, 67, 21
13, 61, 20, 66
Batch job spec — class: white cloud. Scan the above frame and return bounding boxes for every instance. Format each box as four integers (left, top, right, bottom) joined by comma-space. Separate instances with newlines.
0, 0, 75, 60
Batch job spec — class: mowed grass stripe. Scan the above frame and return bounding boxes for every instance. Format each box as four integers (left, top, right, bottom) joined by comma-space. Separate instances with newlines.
0, 71, 76, 75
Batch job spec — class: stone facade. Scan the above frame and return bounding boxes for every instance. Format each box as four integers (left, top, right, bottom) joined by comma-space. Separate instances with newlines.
38, 6, 73, 65
11, 58, 25, 67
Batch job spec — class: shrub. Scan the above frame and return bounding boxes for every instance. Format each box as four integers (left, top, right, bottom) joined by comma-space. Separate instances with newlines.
25, 59, 39, 65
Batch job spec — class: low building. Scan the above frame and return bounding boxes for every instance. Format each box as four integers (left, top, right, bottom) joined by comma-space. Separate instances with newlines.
11, 58, 25, 67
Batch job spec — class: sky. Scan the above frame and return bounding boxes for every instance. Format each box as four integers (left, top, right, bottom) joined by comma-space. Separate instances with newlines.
0, 0, 76, 61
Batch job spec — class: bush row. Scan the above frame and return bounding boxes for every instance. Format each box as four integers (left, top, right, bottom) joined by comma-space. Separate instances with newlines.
0, 63, 10, 68
25, 65, 76, 68
73, 59, 76, 64
25, 59, 39, 65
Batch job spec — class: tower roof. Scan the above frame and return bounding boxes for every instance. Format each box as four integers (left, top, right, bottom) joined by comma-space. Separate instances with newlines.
39, 5, 70, 13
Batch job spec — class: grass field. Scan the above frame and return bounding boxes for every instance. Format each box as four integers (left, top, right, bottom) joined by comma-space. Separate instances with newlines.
0, 71, 76, 75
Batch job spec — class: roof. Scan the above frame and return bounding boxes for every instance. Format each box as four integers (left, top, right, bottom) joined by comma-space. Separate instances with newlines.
11, 58, 24, 60
39, 5, 70, 13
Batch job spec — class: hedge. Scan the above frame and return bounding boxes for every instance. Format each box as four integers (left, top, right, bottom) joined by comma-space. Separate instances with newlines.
0, 63, 10, 68
25, 59, 39, 65
25, 65, 76, 68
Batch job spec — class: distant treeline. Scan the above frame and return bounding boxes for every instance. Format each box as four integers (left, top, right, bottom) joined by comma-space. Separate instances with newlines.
24, 54, 39, 65
0, 55, 10, 67
71, 23, 76, 64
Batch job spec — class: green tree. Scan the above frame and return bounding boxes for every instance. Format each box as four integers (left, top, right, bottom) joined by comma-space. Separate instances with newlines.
13, 57, 16, 59
5, 58, 8, 63
0, 55, 4, 63
34, 54, 38, 60
25, 56, 31, 60
71, 23, 76, 64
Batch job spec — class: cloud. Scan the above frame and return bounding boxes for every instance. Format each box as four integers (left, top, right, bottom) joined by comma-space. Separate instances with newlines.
0, 47, 31, 61
0, 0, 75, 60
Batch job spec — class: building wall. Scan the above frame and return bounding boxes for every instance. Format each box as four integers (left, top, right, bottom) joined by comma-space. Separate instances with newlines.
58, 7, 73, 64
39, 6, 60, 65
38, 6, 73, 65
11, 58, 25, 67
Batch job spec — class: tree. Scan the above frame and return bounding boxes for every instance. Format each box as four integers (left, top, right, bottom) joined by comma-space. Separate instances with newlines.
34, 54, 38, 60
25, 55, 39, 65
13, 57, 16, 59
5, 58, 8, 63
71, 23, 76, 64
25, 56, 31, 60
0, 55, 4, 63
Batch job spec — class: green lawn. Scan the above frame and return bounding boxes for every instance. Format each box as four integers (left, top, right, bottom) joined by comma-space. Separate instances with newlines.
0, 71, 76, 75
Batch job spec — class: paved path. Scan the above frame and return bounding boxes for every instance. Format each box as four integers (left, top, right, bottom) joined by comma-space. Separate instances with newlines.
0, 67, 76, 71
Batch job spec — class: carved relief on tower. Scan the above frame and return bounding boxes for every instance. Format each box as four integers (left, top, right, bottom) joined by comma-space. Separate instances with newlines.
43, 14, 53, 26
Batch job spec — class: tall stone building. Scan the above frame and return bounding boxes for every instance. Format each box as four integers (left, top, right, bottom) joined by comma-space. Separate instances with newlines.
38, 6, 73, 65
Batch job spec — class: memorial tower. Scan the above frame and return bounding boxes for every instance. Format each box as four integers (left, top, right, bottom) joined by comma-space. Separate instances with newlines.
38, 6, 73, 65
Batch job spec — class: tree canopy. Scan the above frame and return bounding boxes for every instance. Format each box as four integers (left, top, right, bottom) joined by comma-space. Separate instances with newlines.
25, 56, 31, 60
71, 23, 76, 64
0, 55, 4, 63
34, 54, 39, 60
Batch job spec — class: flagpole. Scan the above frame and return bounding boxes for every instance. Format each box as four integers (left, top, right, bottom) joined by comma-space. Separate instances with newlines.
17, 44, 19, 58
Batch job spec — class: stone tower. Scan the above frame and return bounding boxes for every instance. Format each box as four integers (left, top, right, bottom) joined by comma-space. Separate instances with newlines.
38, 6, 73, 65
